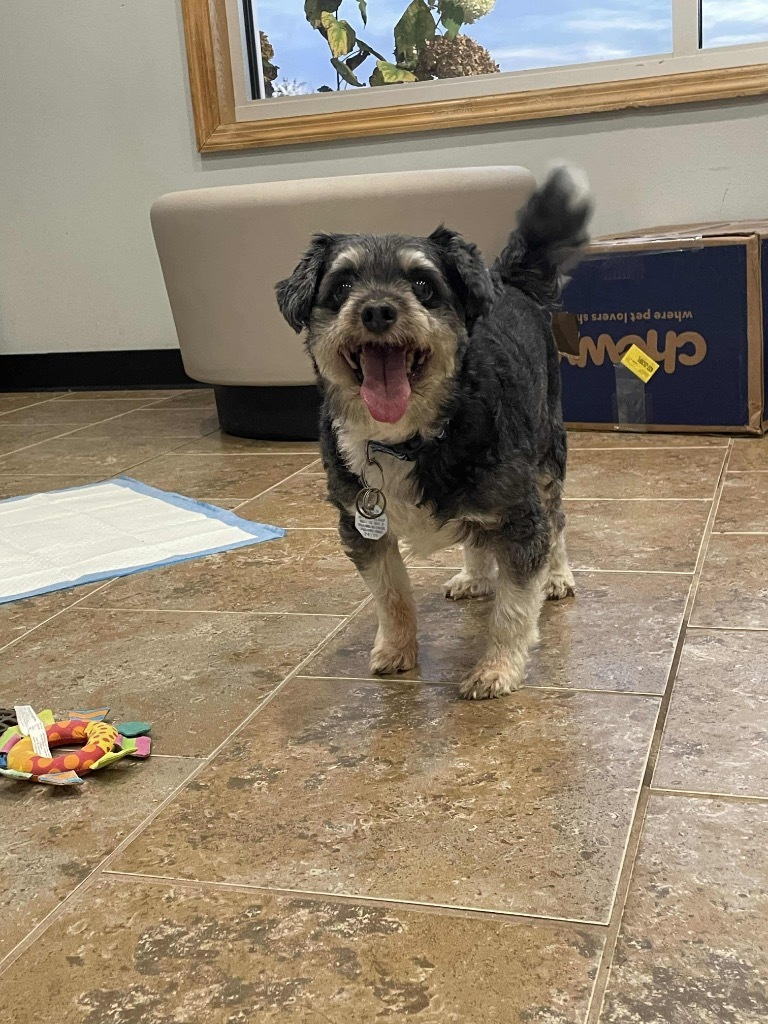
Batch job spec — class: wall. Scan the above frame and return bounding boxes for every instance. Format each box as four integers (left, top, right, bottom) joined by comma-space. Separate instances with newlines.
1, 1, 767, 355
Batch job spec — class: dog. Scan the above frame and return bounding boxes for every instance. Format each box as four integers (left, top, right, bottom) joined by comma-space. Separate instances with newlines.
276, 166, 592, 700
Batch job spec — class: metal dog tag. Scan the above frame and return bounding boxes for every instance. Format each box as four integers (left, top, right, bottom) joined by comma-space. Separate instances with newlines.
355, 487, 388, 539
355, 506, 388, 540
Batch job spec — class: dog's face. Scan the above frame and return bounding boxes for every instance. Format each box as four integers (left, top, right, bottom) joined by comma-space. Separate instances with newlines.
276, 228, 493, 438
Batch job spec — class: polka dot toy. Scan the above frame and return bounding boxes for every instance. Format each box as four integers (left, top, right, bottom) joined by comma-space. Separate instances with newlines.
0, 708, 151, 786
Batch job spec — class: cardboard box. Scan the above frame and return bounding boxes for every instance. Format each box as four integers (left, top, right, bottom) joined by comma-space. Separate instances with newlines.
560, 222, 766, 434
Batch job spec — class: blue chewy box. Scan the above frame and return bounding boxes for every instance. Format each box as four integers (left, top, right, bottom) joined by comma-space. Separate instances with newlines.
560, 224, 765, 434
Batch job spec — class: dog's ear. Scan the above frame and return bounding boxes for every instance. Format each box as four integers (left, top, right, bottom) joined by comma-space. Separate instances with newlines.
429, 226, 494, 331
276, 233, 339, 333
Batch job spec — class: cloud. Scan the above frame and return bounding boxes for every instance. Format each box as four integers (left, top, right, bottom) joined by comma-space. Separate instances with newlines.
702, 0, 768, 26
493, 42, 634, 66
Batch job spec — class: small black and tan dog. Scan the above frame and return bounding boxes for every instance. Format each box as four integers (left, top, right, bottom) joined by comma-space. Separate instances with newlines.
276, 166, 592, 699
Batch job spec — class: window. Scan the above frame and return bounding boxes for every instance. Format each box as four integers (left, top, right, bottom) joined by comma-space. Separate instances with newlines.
701, 0, 768, 49
182, 0, 768, 151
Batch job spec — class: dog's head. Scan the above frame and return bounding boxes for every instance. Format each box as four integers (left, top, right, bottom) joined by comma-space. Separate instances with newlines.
276, 229, 493, 437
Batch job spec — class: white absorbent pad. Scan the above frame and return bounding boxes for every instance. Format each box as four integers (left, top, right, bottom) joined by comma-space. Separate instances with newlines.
0, 477, 285, 605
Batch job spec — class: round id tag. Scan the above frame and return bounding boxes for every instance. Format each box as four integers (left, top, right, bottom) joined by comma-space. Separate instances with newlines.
355, 507, 388, 540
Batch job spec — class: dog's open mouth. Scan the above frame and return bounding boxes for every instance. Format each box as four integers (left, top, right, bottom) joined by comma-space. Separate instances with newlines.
342, 343, 429, 423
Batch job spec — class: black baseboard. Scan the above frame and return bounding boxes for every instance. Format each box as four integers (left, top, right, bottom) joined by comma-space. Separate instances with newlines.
0, 350, 203, 391
215, 385, 321, 441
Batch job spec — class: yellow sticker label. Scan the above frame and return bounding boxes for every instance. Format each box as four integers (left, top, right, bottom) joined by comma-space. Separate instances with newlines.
620, 344, 660, 383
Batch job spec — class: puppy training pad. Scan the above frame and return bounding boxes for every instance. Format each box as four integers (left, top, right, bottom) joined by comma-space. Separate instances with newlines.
0, 477, 285, 605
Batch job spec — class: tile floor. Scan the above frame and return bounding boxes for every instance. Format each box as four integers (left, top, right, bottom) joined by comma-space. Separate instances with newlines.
0, 389, 767, 1023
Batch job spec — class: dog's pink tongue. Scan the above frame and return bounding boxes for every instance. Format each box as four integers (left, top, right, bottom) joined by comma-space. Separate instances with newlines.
360, 347, 411, 423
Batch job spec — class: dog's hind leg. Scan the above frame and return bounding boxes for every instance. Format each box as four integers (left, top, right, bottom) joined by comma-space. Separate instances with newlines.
459, 513, 550, 700
340, 513, 418, 675
444, 540, 496, 600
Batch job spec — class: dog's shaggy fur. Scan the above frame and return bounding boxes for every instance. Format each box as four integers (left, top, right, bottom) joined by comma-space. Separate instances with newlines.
277, 167, 593, 699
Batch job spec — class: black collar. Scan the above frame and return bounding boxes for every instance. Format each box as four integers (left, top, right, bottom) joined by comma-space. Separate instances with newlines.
367, 427, 446, 463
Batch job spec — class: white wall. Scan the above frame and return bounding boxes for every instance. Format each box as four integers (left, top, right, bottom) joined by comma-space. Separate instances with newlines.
2, 1, 767, 355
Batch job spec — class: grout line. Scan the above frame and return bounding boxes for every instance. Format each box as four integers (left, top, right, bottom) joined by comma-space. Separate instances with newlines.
0, 396, 63, 417
726, 470, 768, 474
297, 675, 664, 699
571, 445, 728, 451
649, 787, 768, 805
713, 530, 768, 536
164, 451, 320, 457
69, 607, 350, 618
0, 589, 373, 978
687, 624, 768, 632
563, 497, 712, 502
410, 566, 696, 576
0, 578, 118, 655
585, 439, 733, 1024
99, 870, 611, 928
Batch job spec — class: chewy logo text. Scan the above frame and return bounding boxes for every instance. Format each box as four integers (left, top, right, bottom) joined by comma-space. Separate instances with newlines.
561, 329, 707, 373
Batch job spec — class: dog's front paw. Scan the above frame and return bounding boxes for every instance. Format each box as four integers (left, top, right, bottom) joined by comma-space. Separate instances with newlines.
459, 663, 521, 700
444, 571, 495, 601
370, 638, 418, 676
544, 569, 576, 601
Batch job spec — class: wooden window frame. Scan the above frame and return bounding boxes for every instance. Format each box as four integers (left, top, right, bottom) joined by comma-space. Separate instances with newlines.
183, 0, 768, 153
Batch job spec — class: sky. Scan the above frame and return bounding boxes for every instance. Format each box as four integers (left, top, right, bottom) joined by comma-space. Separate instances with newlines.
252, 0, 768, 95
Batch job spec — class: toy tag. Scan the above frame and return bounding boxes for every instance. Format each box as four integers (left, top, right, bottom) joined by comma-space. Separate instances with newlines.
620, 344, 659, 383
355, 507, 388, 540
15, 705, 52, 759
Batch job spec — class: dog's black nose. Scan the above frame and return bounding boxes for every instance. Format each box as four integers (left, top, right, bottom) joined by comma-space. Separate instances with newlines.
361, 302, 398, 334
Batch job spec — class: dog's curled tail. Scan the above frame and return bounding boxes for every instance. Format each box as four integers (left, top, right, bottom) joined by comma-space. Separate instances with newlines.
494, 164, 593, 307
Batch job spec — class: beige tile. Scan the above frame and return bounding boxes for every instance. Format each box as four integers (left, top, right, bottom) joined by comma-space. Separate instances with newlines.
565, 499, 709, 572
0, 877, 604, 1024
0, 586, 99, 650
0, 474, 106, 500
568, 431, 728, 449
51, 390, 184, 401
0, 393, 55, 413
654, 630, 768, 796
601, 797, 768, 1024
0, 424, 76, 456
566, 449, 725, 499
0, 437, 184, 476
307, 569, 687, 694
129, 453, 315, 500
0, 398, 153, 425
83, 531, 368, 615
0, 609, 340, 757
0, 758, 199, 954
715, 474, 768, 533
149, 388, 215, 408
237, 472, 335, 529
729, 437, 768, 472
68, 407, 220, 440
691, 534, 768, 629
115, 678, 657, 922
178, 430, 320, 454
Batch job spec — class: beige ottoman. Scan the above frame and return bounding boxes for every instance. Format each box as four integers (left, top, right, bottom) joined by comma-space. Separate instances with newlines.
151, 166, 535, 439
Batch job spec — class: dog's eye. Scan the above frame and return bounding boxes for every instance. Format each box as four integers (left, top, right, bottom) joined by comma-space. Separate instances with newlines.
334, 281, 353, 305
412, 278, 433, 303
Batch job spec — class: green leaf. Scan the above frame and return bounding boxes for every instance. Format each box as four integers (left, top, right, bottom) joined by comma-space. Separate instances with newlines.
394, 0, 436, 68
438, 0, 463, 37
321, 12, 357, 57
346, 49, 369, 71
358, 0, 368, 26
357, 36, 387, 61
372, 59, 418, 85
304, 0, 341, 29
332, 56, 364, 86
